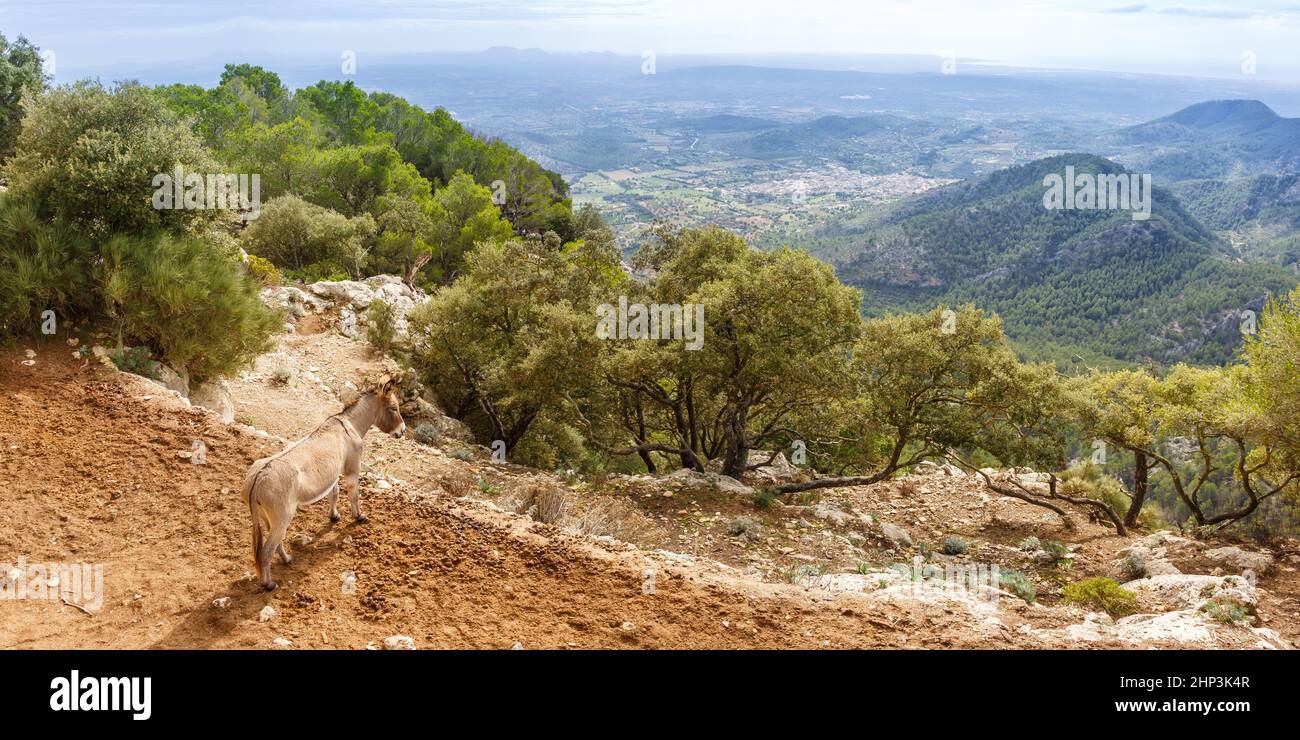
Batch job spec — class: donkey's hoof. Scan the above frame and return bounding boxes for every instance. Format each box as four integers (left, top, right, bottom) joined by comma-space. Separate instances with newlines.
330, 513, 341, 523
263, 581, 278, 592
355, 514, 368, 524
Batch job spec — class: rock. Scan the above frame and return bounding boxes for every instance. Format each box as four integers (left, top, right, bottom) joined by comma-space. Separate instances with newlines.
1122, 573, 1256, 612
212, 597, 231, 609
258, 605, 276, 622
810, 503, 852, 526
707, 450, 799, 483
382, 635, 416, 650
799, 571, 903, 593
190, 379, 234, 424
154, 363, 190, 397
1204, 546, 1274, 575
878, 521, 913, 549
660, 468, 753, 496
511, 642, 523, 650
271, 637, 293, 647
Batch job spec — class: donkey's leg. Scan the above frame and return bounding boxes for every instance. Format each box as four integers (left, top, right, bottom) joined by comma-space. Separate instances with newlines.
256, 523, 279, 591
265, 510, 293, 587
277, 541, 293, 565
327, 479, 341, 523
345, 471, 366, 524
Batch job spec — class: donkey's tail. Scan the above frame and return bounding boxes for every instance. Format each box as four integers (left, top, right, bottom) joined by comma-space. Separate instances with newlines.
245, 463, 273, 580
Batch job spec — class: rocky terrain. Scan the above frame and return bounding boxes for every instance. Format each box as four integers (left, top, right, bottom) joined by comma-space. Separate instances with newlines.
3, 277, 1300, 650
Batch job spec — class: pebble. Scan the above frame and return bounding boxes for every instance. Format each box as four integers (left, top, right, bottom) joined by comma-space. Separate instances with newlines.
212, 597, 231, 609
383, 635, 416, 650
258, 605, 276, 622
272, 637, 293, 647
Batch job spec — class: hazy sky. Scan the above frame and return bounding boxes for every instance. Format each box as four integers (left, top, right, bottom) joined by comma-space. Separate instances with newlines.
5, 0, 1300, 80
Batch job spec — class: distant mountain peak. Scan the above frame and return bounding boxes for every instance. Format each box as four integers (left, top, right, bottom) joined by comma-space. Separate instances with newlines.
1156, 99, 1282, 131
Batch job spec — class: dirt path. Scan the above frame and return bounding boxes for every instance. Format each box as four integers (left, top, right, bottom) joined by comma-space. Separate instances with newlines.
2, 345, 998, 649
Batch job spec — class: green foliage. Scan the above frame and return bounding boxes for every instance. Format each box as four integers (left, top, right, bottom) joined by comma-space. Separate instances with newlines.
98, 231, 281, 381
1120, 551, 1148, 580
7, 81, 226, 239
363, 298, 397, 354
0, 32, 47, 160
107, 345, 159, 379
1062, 577, 1137, 616
941, 536, 969, 555
752, 488, 777, 509
1017, 537, 1041, 552
243, 253, 281, 287
0, 197, 95, 338
1038, 539, 1070, 563
412, 423, 439, 446
999, 569, 1037, 603
1202, 599, 1250, 624
240, 195, 374, 275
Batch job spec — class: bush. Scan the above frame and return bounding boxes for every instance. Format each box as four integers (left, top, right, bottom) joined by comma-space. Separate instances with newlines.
6, 81, 227, 238
752, 488, 777, 509
1062, 577, 1137, 617
1017, 536, 1041, 552
1120, 551, 1148, 580
269, 367, 293, 386
413, 422, 439, 446
0, 197, 95, 338
1203, 599, 1250, 624
364, 298, 397, 353
999, 569, 1037, 603
241, 195, 373, 275
98, 231, 281, 381
244, 253, 281, 287
107, 345, 159, 379
1039, 539, 1070, 563
941, 536, 969, 555
726, 516, 764, 541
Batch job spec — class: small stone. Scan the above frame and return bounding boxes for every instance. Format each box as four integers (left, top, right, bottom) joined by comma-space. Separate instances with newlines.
272, 637, 293, 647
258, 605, 276, 622
511, 642, 523, 650
382, 635, 416, 650
212, 597, 231, 609
620, 621, 635, 632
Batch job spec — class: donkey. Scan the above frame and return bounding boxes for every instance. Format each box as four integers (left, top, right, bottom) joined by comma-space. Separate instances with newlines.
241, 376, 406, 591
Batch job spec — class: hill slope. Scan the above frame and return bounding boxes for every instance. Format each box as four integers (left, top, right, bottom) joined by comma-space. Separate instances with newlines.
1112, 100, 1300, 180
815, 153, 1296, 365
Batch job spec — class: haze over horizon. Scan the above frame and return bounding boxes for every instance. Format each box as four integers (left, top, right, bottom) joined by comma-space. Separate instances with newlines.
5, 0, 1300, 83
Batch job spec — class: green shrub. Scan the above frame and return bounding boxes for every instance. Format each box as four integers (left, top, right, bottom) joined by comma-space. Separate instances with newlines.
98, 231, 281, 381
1062, 577, 1137, 617
752, 488, 777, 509
453, 449, 473, 462
941, 536, 969, 555
0, 198, 95, 338
1203, 599, 1250, 624
364, 298, 397, 353
244, 253, 281, 287
1039, 539, 1070, 563
1017, 536, 1041, 552
1120, 551, 1148, 580
413, 422, 439, 446
241, 195, 373, 275
107, 345, 159, 379
999, 569, 1037, 603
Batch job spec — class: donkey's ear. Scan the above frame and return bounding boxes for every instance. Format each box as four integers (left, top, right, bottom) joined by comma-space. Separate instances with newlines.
377, 374, 394, 395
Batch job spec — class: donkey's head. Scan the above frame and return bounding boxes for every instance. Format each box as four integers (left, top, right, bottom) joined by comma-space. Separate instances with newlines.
373, 375, 406, 439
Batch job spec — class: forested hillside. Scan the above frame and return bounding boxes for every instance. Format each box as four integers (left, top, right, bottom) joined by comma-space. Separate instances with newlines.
820, 154, 1297, 366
